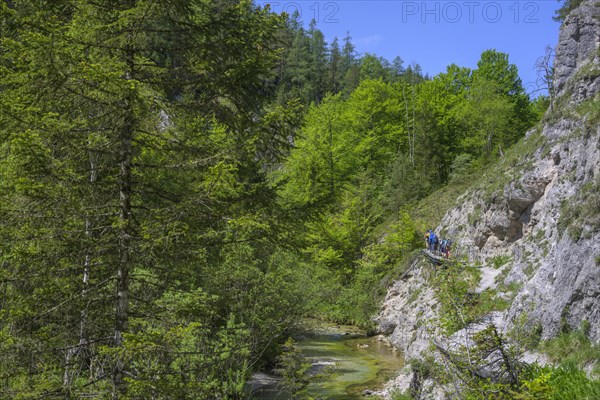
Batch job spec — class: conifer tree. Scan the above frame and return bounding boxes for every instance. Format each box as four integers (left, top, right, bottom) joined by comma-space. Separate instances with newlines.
341, 32, 359, 94
287, 26, 312, 102
308, 19, 328, 104
0, 1, 298, 397
328, 37, 342, 93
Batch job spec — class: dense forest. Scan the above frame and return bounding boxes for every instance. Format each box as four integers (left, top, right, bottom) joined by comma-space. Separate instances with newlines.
273, 15, 546, 326
0, 1, 555, 399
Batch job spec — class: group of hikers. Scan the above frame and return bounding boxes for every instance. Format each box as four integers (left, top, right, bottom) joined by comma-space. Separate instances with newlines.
424, 229, 452, 259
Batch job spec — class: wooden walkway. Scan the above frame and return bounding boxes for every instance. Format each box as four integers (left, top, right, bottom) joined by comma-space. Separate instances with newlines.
398, 249, 451, 280
421, 249, 447, 265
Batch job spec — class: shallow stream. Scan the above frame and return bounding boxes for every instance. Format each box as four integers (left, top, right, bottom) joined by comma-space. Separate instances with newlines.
249, 327, 403, 399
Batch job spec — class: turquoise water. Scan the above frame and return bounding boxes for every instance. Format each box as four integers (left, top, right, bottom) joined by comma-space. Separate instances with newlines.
250, 330, 403, 399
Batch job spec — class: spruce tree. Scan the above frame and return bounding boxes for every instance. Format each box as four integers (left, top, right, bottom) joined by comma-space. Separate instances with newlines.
0, 1, 297, 398
308, 19, 328, 104
341, 32, 359, 94
328, 37, 342, 94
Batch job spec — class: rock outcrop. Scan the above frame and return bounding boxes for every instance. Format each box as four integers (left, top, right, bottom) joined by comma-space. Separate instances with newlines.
376, 1, 600, 397
554, 0, 600, 97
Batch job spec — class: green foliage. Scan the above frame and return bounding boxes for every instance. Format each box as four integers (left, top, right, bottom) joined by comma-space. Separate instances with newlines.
432, 321, 600, 399
421, 311, 600, 400
491, 255, 512, 269
522, 323, 544, 351
278, 94, 348, 206
530, 95, 551, 120
0, 3, 550, 396
577, 93, 600, 133
553, 0, 585, 22
410, 171, 478, 233
302, 208, 422, 328
430, 262, 481, 334
541, 326, 600, 370
431, 262, 514, 334
365, 211, 423, 273
278, 48, 539, 327
516, 363, 600, 400
114, 316, 252, 399
273, 17, 424, 106
504, 315, 600, 398
428, 324, 524, 399
360, 53, 390, 81
383, 154, 434, 213
0, 1, 307, 397
457, 50, 535, 158
428, 321, 600, 400
433, 360, 600, 400
450, 153, 475, 182
277, 46, 541, 328
274, 338, 313, 399
456, 78, 514, 156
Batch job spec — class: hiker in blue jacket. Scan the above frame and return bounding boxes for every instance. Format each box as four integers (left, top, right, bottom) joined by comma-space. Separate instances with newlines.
429, 232, 437, 252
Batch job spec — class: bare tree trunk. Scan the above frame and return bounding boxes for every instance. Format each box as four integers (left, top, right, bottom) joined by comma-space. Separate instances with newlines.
63, 144, 99, 389
80, 148, 98, 366
536, 46, 555, 110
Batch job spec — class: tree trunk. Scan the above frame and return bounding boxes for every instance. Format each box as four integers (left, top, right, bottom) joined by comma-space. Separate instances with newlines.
328, 117, 335, 196
114, 35, 135, 396
63, 149, 97, 388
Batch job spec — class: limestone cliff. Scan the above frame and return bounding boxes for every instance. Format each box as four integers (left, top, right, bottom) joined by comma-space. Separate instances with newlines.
376, 1, 600, 397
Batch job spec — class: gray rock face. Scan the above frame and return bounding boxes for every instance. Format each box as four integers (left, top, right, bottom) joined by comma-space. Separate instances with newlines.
376, 1, 600, 396
437, 0, 600, 342
375, 259, 440, 361
375, 260, 454, 399
554, 0, 600, 96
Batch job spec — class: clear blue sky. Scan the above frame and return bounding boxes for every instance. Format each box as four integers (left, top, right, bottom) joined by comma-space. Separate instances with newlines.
257, 0, 562, 96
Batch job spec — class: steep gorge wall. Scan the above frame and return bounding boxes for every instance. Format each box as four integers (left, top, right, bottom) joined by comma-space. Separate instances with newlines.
376, 0, 600, 396
442, 0, 600, 342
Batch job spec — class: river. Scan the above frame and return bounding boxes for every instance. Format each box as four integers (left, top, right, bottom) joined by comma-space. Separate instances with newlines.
248, 326, 403, 399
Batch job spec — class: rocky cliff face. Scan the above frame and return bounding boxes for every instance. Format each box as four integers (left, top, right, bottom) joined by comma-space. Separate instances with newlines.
554, 0, 600, 98
376, 1, 600, 397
